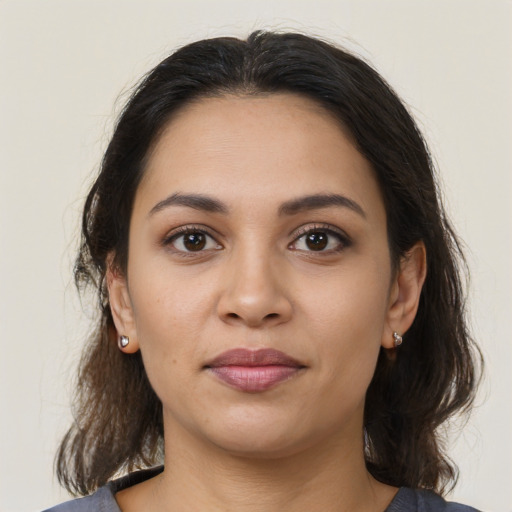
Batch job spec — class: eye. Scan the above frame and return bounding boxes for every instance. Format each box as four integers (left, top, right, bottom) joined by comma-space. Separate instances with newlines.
289, 225, 350, 253
164, 227, 222, 253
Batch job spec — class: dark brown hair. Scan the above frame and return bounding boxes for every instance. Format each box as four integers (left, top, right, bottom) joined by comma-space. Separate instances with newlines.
57, 31, 482, 496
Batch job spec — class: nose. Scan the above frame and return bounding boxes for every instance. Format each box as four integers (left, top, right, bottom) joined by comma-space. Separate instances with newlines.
216, 248, 293, 328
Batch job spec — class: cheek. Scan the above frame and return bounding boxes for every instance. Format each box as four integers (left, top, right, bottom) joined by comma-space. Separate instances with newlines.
126, 256, 215, 383
301, 263, 390, 334
297, 263, 390, 379
130, 248, 212, 325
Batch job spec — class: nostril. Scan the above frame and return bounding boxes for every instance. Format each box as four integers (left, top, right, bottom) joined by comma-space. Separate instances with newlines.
223, 311, 280, 324
218, 293, 292, 327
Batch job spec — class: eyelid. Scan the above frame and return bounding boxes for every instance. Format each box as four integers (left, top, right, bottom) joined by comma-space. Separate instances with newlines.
160, 222, 350, 254
162, 224, 223, 253
289, 223, 352, 252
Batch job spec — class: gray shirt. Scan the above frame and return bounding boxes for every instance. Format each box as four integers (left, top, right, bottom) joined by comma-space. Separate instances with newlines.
43, 467, 481, 512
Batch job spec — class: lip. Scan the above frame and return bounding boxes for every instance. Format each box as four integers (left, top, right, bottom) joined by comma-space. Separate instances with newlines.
204, 348, 305, 393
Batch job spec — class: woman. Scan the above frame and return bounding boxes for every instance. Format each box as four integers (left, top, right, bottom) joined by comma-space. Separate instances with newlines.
45, 31, 482, 511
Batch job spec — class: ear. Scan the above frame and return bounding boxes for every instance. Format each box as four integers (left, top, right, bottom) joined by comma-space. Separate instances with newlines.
106, 254, 140, 354
382, 241, 427, 349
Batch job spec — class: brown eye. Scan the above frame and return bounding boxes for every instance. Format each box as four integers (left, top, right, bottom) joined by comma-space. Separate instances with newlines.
290, 226, 350, 253
305, 231, 328, 251
166, 229, 221, 253
183, 232, 206, 251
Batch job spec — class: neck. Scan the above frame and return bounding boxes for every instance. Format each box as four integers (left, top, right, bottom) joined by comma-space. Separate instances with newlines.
123, 417, 397, 512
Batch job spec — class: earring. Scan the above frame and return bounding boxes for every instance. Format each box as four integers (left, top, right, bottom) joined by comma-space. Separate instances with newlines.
393, 332, 403, 347
119, 335, 130, 349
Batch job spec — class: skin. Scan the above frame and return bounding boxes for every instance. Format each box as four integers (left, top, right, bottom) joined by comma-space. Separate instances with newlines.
108, 93, 426, 512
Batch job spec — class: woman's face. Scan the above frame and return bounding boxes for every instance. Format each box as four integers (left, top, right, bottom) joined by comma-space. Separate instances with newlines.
111, 93, 405, 458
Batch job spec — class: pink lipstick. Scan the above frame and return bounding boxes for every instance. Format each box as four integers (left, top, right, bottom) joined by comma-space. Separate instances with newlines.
204, 348, 305, 392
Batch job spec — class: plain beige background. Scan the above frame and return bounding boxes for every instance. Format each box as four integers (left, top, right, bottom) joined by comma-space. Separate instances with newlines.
0, 1, 511, 511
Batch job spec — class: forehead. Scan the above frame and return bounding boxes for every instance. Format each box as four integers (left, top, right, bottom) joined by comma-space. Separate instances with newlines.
136, 93, 383, 219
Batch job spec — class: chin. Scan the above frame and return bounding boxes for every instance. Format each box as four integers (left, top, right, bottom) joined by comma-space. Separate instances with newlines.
202, 412, 322, 460
214, 435, 309, 460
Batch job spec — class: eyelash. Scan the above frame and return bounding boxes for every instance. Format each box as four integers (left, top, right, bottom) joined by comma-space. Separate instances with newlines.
162, 225, 221, 256
288, 224, 352, 254
162, 223, 351, 256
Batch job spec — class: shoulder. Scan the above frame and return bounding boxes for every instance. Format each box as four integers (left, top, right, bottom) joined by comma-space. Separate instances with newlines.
42, 466, 164, 512
41, 485, 119, 512
387, 487, 481, 512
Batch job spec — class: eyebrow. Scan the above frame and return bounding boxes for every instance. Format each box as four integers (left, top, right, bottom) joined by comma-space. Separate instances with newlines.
149, 193, 229, 216
278, 193, 366, 218
149, 192, 365, 218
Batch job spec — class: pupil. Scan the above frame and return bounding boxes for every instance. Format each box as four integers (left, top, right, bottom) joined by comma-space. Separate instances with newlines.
306, 232, 328, 250
184, 233, 206, 251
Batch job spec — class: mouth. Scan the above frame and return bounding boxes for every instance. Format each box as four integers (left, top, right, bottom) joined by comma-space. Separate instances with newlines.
204, 348, 306, 393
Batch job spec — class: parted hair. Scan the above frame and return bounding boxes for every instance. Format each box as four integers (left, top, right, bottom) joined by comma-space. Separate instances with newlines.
57, 30, 482, 496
